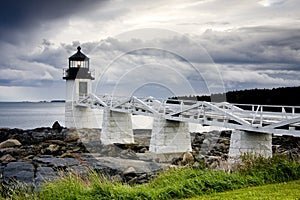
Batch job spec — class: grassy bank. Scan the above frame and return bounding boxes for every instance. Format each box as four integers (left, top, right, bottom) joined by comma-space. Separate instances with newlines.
188, 180, 300, 200
1, 154, 300, 200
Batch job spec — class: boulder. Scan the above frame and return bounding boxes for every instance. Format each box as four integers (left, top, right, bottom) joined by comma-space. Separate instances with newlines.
0, 165, 4, 176
33, 156, 79, 168
46, 140, 66, 146
3, 162, 35, 183
0, 139, 21, 148
205, 156, 222, 168
0, 147, 22, 156
35, 167, 57, 182
120, 149, 139, 159
64, 131, 80, 142
83, 156, 168, 176
123, 166, 137, 176
0, 154, 16, 162
68, 165, 89, 176
52, 121, 63, 133
182, 152, 194, 165
111, 174, 122, 182
202, 138, 210, 146
46, 144, 60, 154
0, 128, 9, 141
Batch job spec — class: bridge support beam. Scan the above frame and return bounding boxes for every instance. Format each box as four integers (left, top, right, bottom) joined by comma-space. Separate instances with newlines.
101, 108, 134, 144
149, 117, 192, 154
228, 130, 272, 161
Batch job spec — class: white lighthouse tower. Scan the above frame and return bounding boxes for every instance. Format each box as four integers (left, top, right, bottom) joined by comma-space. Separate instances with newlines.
63, 46, 95, 128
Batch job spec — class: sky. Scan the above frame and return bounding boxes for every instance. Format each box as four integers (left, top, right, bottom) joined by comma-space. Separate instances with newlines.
0, 0, 300, 101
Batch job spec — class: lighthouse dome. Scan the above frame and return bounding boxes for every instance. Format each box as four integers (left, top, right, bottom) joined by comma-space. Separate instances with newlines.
69, 46, 89, 61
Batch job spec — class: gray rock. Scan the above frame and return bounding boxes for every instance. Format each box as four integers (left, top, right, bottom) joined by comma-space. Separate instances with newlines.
31, 128, 64, 143
83, 156, 168, 176
120, 149, 139, 159
68, 165, 89, 176
195, 154, 205, 162
202, 139, 210, 146
0, 139, 21, 148
127, 176, 138, 185
52, 121, 63, 133
45, 140, 65, 146
205, 156, 222, 168
64, 131, 80, 142
35, 167, 57, 183
0, 128, 9, 142
182, 152, 194, 164
0, 165, 4, 179
137, 174, 148, 182
123, 166, 137, 175
0, 154, 16, 162
3, 162, 34, 183
34, 156, 79, 168
46, 144, 60, 153
111, 174, 122, 182
31, 131, 47, 143
35, 167, 58, 189
0, 147, 24, 159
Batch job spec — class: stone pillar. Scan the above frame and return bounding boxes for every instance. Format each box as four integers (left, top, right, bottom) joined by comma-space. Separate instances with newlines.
228, 130, 272, 160
149, 117, 192, 153
101, 108, 134, 144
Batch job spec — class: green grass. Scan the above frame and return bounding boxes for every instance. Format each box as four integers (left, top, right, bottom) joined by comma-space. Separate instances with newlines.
1, 154, 300, 200
188, 179, 300, 200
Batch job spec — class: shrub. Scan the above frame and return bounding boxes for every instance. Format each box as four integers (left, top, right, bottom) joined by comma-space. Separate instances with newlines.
236, 154, 300, 184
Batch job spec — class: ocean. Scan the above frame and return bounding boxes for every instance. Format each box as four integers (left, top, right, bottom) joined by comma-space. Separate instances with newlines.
0, 102, 219, 132
0, 102, 65, 129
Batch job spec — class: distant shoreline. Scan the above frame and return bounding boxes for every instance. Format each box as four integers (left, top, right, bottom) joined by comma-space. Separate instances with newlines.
0, 100, 65, 103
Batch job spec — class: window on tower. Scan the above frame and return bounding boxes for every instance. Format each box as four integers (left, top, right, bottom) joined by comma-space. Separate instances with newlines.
79, 82, 88, 97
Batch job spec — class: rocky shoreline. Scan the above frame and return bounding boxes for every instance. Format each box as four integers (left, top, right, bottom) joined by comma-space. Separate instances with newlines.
0, 122, 299, 190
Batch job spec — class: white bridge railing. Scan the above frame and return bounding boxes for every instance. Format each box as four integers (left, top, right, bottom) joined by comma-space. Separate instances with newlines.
76, 94, 300, 136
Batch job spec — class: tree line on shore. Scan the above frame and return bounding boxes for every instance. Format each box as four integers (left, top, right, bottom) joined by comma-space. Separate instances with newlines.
172, 86, 300, 106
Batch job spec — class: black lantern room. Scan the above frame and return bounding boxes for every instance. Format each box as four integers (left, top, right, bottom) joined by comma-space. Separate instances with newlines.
63, 46, 94, 80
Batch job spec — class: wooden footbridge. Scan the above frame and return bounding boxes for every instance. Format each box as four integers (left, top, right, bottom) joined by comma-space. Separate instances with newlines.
78, 94, 300, 137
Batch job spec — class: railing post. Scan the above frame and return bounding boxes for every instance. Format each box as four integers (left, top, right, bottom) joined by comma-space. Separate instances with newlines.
292, 107, 295, 116
260, 106, 263, 126
163, 101, 166, 115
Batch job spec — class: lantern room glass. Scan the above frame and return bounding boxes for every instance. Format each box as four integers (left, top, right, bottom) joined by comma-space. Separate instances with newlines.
69, 60, 89, 68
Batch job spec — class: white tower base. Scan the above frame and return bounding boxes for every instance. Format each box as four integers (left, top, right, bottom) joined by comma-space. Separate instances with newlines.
65, 102, 100, 129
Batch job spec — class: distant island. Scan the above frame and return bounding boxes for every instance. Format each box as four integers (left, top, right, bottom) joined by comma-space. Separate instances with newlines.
36, 100, 65, 103
50, 100, 65, 103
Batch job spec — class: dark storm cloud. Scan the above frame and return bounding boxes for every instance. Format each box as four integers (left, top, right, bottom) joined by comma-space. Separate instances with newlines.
200, 26, 300, 65
0, 78, 54, 87
0, 0, 107, 43
1, 0, 300, 101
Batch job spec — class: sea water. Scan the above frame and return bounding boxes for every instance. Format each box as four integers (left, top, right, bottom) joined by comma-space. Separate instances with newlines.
0, 102, 65, 129
0, 102, 219, 132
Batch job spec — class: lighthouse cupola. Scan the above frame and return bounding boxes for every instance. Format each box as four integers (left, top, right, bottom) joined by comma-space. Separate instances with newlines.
63, 46, 94, 80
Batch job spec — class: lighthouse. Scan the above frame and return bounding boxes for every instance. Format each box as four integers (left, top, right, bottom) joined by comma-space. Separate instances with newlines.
63, 46, 95, 128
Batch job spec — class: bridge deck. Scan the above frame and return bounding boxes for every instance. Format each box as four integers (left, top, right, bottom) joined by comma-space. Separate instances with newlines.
77, 94, 300, 137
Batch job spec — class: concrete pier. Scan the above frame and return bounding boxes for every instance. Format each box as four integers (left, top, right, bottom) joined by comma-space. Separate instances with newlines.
149, 116, 192, 153
101, 108, 134, 144
228, 130, 272, 160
